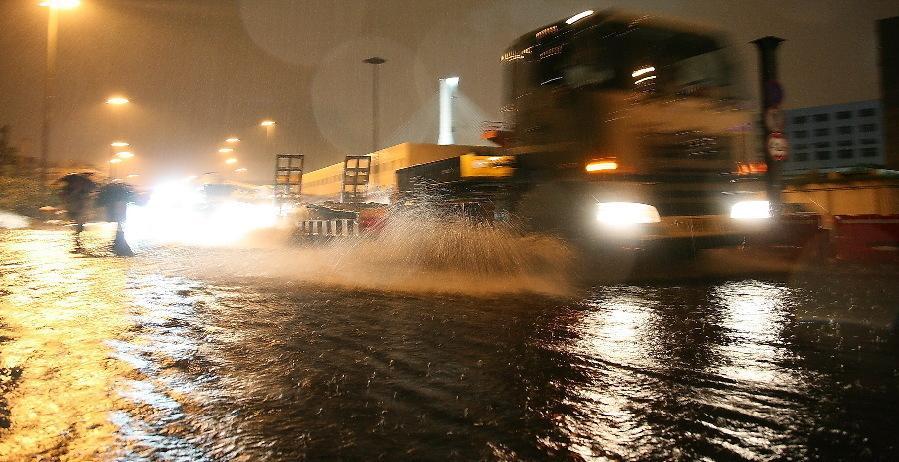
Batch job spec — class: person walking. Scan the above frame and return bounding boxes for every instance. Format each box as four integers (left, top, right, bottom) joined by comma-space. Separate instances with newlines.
56, 172, 97, 252
97, 180, 136, 256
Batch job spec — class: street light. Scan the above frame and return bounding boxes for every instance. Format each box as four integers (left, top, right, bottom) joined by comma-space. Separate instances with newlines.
116, 151, 134, 159
259, 120, 276, 127
225, 158, 237, 165
110, 141, 130, 148
225, 137, 240, 143
105, 96, 130, 105
39, 0, 80, 9
38, 0, 80, 190
218, 147, 234, 153
363, 56, 387, 154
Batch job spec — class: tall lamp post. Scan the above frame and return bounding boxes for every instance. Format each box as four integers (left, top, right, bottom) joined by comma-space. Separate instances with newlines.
38, 0, 80, 190
363, 57, 386, 155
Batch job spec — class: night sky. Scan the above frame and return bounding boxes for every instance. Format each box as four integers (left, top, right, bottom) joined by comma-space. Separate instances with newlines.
1, 0, 897, 184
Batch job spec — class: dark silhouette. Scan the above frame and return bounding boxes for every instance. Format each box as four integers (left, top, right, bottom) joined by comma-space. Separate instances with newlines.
56, 172, 97, 252
97, 181, 136, 256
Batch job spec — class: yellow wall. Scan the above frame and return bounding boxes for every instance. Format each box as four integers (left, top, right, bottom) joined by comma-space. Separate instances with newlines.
783, 179, 899, 226
301, 142, 498, 200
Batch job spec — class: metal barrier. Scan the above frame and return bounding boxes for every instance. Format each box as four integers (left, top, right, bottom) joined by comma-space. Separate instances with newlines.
832, 215, 899, 263
299, 219, 359, 237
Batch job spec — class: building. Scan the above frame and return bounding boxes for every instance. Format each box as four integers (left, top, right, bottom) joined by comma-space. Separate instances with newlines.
782, 100, 885, 172
878, 16, 898, 169
301, 142, 497, 201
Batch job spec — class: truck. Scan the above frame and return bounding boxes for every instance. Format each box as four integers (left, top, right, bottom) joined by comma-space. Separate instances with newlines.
298, 9, 773, 252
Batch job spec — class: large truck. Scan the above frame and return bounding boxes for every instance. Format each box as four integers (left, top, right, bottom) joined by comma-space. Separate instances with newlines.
299, 9, 772, 250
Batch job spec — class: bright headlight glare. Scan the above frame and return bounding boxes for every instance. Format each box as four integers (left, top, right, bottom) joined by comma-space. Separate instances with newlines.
730, 200, 771, 220
596, 202, 661, 228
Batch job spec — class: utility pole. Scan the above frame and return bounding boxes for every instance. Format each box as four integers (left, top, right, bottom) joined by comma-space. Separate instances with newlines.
363, 57, 386, 155
752, 36, 786, 216
40, 6, 60, 191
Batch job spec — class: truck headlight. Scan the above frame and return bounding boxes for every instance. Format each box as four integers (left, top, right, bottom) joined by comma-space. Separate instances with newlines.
596, 202, 661, 228
730, 200, 770, 220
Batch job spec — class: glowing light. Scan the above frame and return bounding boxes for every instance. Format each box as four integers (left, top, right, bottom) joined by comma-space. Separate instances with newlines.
110, 141, 130, 147
634, 75, 657, 85
736, 162, 768, 175
565, 10, 594, 25
438, 77, 459, 145
105, 96, 130, 105
125, 182, 281, 246
234, 168, 247, 173
596, 202, 661, 228
218, 147, 234, 153
109, 158, 122, 164
260, 120, 276, 127
225, 137, 240, 143
631, 66, 656, 78
126, 174, 139, 178
585, 160, 618, 173
39, 0, 80, 9
225, 158, 237, 165
116, 151, 134, 159
730, 200, 771, 220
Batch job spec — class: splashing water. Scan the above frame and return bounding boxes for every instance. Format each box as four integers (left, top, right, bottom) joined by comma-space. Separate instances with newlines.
143, 204, 575, 297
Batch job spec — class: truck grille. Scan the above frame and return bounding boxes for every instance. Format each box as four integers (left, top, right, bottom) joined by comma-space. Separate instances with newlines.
640, 130, 729, 169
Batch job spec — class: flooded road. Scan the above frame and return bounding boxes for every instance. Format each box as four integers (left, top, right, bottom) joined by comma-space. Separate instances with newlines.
1, 229, 898, 460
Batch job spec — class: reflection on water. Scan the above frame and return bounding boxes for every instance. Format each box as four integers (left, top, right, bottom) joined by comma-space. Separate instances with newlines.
1, 229, 897, 460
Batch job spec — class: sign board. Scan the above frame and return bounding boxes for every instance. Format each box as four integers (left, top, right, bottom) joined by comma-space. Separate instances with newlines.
459, 153, 515, 178
767, 132, 789, 161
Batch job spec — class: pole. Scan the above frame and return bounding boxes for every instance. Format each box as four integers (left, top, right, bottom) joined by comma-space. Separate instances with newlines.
40, 7, 59, 191
372, 63, 379, 154
363, 57, 386, 155
752, 36, 785, 215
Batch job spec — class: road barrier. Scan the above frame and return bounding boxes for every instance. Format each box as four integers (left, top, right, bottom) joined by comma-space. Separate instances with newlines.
832, 215, 899, 263
299, 219, 359, 237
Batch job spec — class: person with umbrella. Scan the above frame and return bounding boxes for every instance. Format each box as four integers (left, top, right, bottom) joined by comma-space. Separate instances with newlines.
96, 180, 137, 256
56, 172, 97, 252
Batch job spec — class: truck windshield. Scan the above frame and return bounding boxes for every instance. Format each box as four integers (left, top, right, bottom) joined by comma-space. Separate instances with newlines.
558, 25, 732, 98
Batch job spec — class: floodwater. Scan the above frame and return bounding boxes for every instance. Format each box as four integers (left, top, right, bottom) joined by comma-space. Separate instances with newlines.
1, 228, 898, 461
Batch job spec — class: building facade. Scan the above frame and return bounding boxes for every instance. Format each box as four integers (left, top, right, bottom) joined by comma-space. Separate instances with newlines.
783, 100, 885, 172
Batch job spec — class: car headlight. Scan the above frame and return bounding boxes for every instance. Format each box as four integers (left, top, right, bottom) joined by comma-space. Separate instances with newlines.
730, 200, 770, 220
596, 202, 661, 228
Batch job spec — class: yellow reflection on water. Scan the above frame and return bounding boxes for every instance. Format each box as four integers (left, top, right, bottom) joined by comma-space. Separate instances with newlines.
0, 231, 133, 459
561, 290, 658, 460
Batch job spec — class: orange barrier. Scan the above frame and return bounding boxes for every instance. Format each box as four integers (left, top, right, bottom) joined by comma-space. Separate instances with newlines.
832, 215, 899, 263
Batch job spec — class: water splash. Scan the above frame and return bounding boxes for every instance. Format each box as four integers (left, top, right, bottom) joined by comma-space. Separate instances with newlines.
144, 205, 575, 297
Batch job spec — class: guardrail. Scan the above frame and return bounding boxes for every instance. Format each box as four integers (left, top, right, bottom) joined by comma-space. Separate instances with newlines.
298, 219, 359, 237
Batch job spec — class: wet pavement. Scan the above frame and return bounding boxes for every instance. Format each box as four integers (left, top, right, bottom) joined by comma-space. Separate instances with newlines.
1, 228, 898, 460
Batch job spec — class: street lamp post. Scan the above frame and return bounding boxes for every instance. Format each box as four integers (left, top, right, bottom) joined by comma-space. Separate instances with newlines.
38, 1, 79, 190
363, 57, 386, 155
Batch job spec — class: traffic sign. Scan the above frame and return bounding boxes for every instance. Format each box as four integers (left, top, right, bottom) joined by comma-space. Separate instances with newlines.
767, 132, 789, 161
